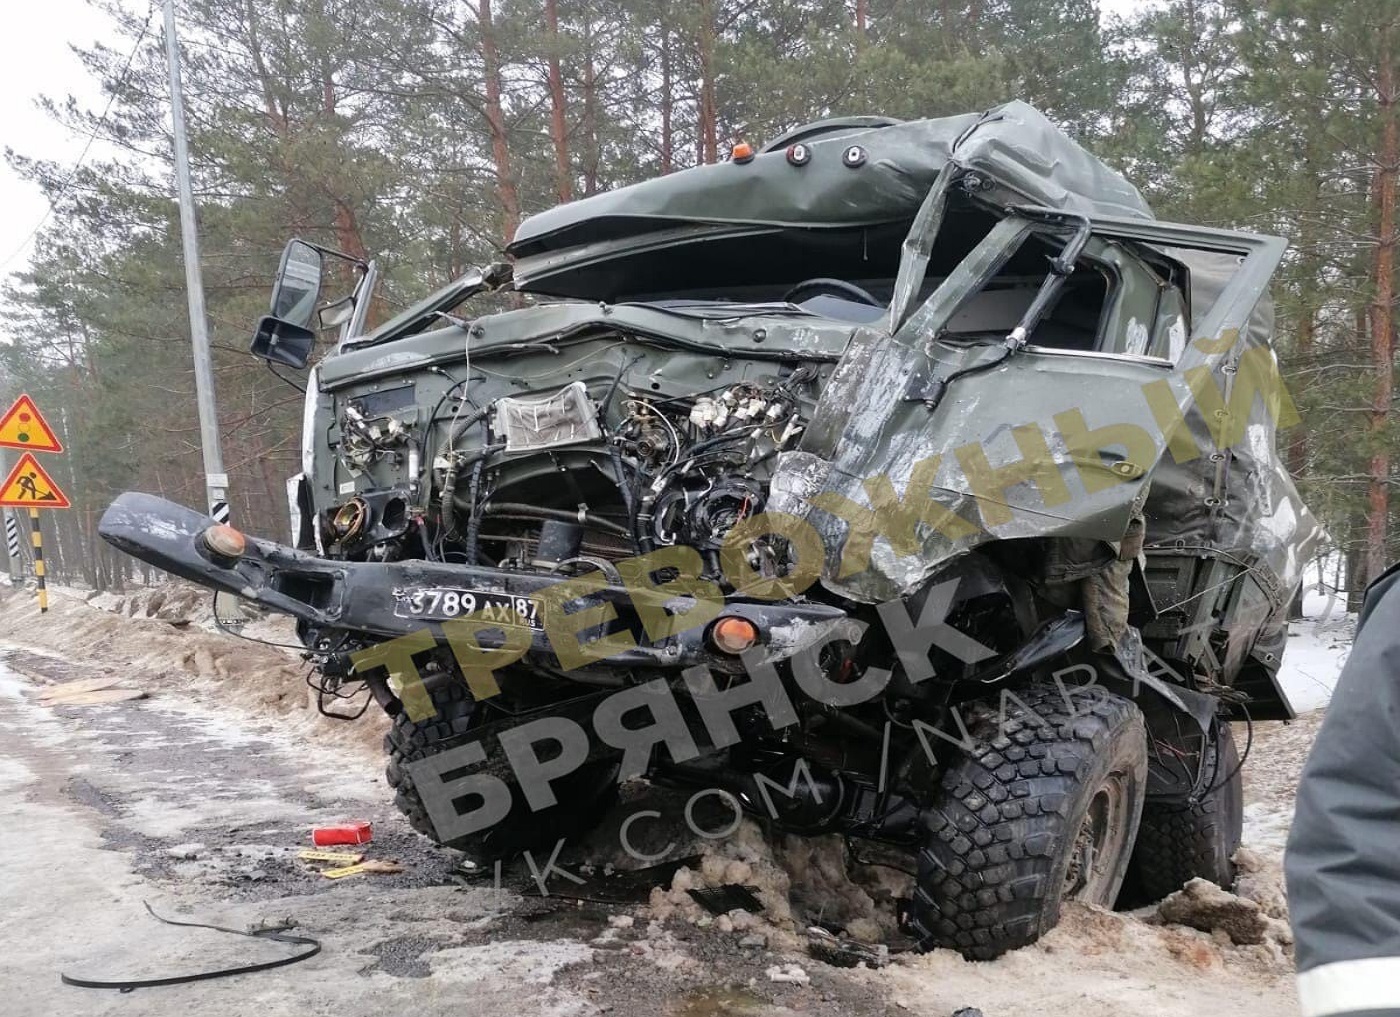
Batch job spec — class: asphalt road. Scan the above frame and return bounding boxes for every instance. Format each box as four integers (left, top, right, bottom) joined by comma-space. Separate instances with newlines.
0, 641, 904, 1017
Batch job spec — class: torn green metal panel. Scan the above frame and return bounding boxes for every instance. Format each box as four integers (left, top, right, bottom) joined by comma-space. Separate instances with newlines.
767, 212, 1322, 610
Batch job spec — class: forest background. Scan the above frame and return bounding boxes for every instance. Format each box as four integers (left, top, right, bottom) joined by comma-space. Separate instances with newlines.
2, 0, 1392, 599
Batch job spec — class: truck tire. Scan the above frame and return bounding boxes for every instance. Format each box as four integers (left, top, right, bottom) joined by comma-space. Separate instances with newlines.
1120, 722, 1242, 905
384, 678, 619, 861
906, 683, 1147, 960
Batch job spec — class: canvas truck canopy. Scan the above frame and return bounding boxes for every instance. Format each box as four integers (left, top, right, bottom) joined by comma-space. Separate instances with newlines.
507, 101, 1153, 300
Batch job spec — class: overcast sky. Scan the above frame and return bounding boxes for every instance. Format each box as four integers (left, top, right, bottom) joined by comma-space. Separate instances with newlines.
0, 0, 1151, 282
0, 0, 119, 278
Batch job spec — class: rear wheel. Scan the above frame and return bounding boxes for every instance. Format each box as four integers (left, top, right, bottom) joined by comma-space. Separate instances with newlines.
384, 678, 619, 861
906, 683, 1148, 960
1120, 721, 1243, 904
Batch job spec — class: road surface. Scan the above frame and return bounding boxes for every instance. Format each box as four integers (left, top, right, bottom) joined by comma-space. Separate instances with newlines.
0, 641, 899, 1017
0, 586, 1314, 1017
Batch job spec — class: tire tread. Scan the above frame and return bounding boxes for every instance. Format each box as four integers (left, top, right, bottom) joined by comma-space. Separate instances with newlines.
906, 684, 1145, 960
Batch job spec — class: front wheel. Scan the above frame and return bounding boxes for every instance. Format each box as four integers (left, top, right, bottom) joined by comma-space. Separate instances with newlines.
384, 678, 620, 862
906, 683, 1148, 960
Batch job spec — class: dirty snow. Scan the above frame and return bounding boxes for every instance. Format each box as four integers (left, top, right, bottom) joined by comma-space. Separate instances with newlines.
0, 578, 1358, 1016
1274, 586, 1353, 713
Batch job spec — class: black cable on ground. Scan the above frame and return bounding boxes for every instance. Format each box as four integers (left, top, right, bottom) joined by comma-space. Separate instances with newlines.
60, 901, 321, 992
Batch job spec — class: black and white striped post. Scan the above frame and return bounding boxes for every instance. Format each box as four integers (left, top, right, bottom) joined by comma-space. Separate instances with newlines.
29, 508, 45, 612
4, 510, 20, 584
0, 446, 20, 586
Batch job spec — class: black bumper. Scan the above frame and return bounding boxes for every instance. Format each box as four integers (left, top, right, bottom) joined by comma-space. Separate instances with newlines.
98, 492, 850, 670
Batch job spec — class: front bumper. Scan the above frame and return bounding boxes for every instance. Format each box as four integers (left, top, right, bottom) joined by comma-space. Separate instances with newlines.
98, 492, 849, 670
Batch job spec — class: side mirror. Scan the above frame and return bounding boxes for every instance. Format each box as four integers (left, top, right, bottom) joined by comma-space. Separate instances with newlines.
270, 239, 323, 330
318, 295, 355, 329
251, 315, 316, 369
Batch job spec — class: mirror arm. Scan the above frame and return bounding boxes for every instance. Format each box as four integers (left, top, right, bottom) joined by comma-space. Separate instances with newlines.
341, 259, 378, 344
297, 240, 369, 270
265, 360, 307, 393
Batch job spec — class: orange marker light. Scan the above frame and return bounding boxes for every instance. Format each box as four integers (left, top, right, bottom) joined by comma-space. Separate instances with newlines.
710, 616, 761, 655
731, 141, 755, 164
201, 523, 247, 566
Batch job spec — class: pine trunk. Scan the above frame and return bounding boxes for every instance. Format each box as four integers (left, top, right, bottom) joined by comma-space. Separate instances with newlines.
323, 71, 368, 264
660, 26, 674, 174
582, 17, 599, 196
1366, 29, 1397, 583
1288, 166, 1323, 478
478, 0, 520, 246
698, 0, 718, 163
545, 0, 572, 203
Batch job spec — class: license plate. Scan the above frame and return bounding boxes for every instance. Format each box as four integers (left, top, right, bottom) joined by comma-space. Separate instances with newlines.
392, 587, 541, 628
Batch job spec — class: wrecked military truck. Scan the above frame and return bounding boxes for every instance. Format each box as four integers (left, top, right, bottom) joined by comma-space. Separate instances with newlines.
100, 101, 1321, 959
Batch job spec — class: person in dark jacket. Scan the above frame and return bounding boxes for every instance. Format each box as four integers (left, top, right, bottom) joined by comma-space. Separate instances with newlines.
1286, 564, 1400, 1017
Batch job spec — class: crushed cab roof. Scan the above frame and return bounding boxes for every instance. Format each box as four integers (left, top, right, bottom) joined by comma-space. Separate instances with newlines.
507, 101, 1153, 260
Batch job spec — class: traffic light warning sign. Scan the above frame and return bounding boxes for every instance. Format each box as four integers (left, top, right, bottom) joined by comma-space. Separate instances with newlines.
0, 394, 63, 453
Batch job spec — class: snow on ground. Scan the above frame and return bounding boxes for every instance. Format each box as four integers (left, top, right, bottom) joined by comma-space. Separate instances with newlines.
0, 577, 1361, 1017
1242, 581, 1354, 852
1275, 586, 1354, 713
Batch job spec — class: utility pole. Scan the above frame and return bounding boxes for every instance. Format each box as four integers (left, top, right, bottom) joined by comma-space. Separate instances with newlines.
162, 0, 230, 524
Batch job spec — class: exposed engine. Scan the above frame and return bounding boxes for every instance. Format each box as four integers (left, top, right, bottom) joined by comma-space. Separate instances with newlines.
310, 337, 822, 593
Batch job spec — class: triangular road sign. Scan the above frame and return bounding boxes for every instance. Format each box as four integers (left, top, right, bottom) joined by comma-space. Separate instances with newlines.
0, 394, 63, 452
0, 453, 71, 509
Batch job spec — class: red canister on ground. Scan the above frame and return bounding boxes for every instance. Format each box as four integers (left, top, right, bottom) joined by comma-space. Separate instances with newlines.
311, 820, 373, 846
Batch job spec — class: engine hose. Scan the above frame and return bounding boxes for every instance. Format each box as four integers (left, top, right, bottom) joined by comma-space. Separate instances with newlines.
613, 448, 655, 554
609, 444, 650, 553
449, 404, 494, 445
680, 425, 763, 462
462, 460, 485, 563
453, 441, 506, 468
363, 672, 401, 716
601, 353, 645, 422
454, 500, 633, 538
637, 494, 658, 548
439, 461, 459, 536
436, 442, 505, 543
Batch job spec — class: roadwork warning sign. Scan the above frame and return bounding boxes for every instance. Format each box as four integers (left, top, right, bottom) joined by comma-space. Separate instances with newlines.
0, 394, 64, 453
0, 453, 71, 509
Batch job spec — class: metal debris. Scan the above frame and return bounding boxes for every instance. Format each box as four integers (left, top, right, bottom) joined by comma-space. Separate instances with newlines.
517, 855, 701, 905
687, 884, 765, 916
806, 926, 890, 969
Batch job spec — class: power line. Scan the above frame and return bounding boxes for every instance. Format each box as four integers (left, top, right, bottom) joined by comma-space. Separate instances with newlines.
0, 2, 157, 275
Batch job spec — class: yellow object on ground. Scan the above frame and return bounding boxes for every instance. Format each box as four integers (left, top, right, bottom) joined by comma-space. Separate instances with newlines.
296, 849, 366, 866
320, 859, 404, 879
